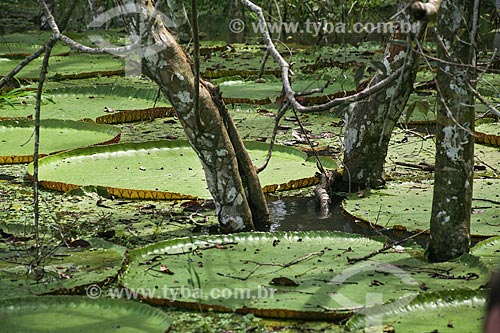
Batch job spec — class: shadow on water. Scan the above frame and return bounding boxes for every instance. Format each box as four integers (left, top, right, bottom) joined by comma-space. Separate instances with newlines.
267, 195, 430, 248
268, 196, 372, 234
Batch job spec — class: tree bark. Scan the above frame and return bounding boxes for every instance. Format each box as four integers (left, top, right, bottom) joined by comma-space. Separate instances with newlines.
165, 0, 192, 43
139, 0, 269, 232
427, 0, 477, 261
228, 0, 244, 43
342, 14, 425, 189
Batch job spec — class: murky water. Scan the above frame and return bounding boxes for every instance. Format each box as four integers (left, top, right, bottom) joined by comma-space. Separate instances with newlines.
268, 196, 371, 234
267, 195, 429, 247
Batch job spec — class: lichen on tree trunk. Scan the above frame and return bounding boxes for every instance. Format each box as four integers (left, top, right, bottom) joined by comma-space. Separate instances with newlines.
427, 0, 476, 262
342, 13, 425, 189
139, 0, 269, 232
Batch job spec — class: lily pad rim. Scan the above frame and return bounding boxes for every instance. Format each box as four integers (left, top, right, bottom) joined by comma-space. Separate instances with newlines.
0, 118, 121, 164
26, 139, 335, 199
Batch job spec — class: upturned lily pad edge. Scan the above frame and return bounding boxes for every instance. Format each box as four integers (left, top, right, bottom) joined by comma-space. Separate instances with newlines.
120, 231, 386, 320
27, 140, 336, 200
345, 288, 487, 331
0, 295, 172, 331
0, 118, 121, 164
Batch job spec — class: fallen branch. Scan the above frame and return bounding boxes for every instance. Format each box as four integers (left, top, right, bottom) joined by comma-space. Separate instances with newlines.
395, 161, 435, 171
219, 251, 324, 281
473, 198, 500, 205
347, 229, 428, 264
314, 171, 333, 218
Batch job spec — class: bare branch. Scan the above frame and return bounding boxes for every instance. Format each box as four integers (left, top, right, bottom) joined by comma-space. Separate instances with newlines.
414, 37, 475, 136
467, 82, 500, 118
38, 0, 61, 36
0, 0, 78, 90
37, 0, 146, 55
0, 44, 50, 89
256, 102, 289, 173
33, 43, 54, 267
347, 229, 428, 264
240, 0, 409, 113
59, 33, 142, 54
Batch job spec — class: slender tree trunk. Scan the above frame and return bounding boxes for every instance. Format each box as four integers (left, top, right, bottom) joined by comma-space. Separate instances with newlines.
342, 16, 425, 189
228, 0, 243, 43
166, 0, 192, 42
140, 0, 269, 232
427, 0, 477, 261
280, 0, 288, 42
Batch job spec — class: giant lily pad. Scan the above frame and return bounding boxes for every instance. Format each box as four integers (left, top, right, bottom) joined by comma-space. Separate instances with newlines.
346, 289, 486, 332
472, 236, 500, 272
0, 238, 125, 298
343, 179, 500, 238
27, 140, 336, 199
476, 122, 500, 147
386, 129, 500, 181
0, 119, 121, 163
119, 231, 488, 320
218, 79, 353, 105
0, 53, 124, 79
0, 296, 171, 333
0, 93, 170, 122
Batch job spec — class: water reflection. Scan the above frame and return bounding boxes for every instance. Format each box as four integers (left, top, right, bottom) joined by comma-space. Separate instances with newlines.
267, 195, 432, 248
267, 196, 358, 234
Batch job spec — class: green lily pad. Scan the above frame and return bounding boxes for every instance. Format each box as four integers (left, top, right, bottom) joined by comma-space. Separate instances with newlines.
27, 140, 336, 199
0, 93, 170, 122
0, 179, 211, 248
219, 79, 352, 103
120, 231, 488, 320
476, 122, 500, 147
0, 32, 71, 55
386, 129, 500, 181
0, 53, 124, 79
472, 236, 500, 272
477, 122, 500, 135
0, 119, 121, 163
0, 296, 171, 333
346, 289, 486, 332
0, 238, 125, 298
343, 179, 500, 238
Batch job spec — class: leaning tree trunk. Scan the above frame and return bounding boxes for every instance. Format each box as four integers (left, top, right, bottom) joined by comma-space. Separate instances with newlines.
140, 0, 269, 232
427, 0, 477, 262
342, 1, 444, 189
342, 16, 425, 189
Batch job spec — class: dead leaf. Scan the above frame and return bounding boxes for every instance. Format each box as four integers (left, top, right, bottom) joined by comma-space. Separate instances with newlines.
419, 282, 429, 291
69, 239, 91, 248
370, 280, 385, 286
270, 277, 299, 286
160, 264, 175, 275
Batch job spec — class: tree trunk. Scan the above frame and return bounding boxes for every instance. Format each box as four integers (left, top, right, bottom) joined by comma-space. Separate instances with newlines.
342, 17, 425, 189
140, 0, 269, 232
427, 0, 477, 262
228, 0, 244, 43
165, 0, 192, 43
